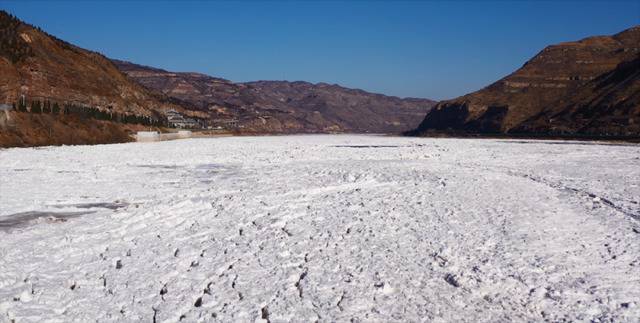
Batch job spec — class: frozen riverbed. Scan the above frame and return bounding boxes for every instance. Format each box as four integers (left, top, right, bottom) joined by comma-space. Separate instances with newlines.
1, 135, 639, 322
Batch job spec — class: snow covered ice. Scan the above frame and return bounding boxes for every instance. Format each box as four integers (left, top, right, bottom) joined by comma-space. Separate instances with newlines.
1, 135, 639, 322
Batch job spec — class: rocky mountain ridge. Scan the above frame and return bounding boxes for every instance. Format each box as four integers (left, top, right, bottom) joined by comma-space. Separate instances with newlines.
409, 26, 640, 138
113, 60, 436, 133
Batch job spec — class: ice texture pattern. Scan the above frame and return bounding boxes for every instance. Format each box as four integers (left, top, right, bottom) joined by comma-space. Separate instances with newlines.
1, 135, 639, 322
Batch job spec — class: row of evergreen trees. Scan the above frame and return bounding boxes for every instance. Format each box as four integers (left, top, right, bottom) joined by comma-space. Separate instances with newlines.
13, 97, 169, 127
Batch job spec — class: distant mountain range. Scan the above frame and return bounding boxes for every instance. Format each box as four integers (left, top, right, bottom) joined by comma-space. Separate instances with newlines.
1, 8, 639, 147
409, 26, 640, 139
0, 9, 435, 147
113, 60, 436, 133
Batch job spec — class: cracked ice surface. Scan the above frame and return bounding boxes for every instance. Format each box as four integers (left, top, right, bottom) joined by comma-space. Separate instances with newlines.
1, 135, 639, 322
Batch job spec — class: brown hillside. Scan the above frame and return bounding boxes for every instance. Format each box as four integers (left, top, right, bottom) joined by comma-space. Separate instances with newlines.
410, 26, 640, 138
0, 11, 173, 115
0, 111, 132, 147
0, 11, 181, 147
113, 60, 436, 134
513, 55, 640, 136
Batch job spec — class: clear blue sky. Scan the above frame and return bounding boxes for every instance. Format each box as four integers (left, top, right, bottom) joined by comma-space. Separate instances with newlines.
1, 1, 638, 100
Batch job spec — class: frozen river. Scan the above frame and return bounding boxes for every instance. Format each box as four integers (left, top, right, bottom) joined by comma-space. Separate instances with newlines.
1, 135, 639, 322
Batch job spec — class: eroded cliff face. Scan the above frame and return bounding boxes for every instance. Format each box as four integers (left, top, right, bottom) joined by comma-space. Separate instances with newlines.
113, 61, 436, 134
514, 55, 640, 136
410, 26, 640, 138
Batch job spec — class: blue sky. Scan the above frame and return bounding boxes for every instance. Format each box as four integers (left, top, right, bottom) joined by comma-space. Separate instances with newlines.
1, 1, 638, 100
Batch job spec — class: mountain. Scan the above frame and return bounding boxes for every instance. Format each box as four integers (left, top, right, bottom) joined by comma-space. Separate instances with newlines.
0, 11, 187, 147
113, 60, 436, 133
409, 26, 640, 138
513, 55, 640, 136
0, 11, 178, 116
0, 11, 174, 147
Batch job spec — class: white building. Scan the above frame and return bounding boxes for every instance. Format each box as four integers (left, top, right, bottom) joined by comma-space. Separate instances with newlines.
166, 109, 200, 129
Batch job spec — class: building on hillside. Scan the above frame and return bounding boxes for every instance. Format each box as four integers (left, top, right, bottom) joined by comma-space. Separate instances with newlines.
211, 118, 239, 129
223, 119, 239, 128
166, 109, 200, 129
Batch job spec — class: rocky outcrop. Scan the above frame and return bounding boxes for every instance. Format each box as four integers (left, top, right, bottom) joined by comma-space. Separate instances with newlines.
409, 26, 640, 138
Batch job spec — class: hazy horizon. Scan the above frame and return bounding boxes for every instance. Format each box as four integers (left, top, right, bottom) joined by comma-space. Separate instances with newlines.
1, 0, 638, 100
